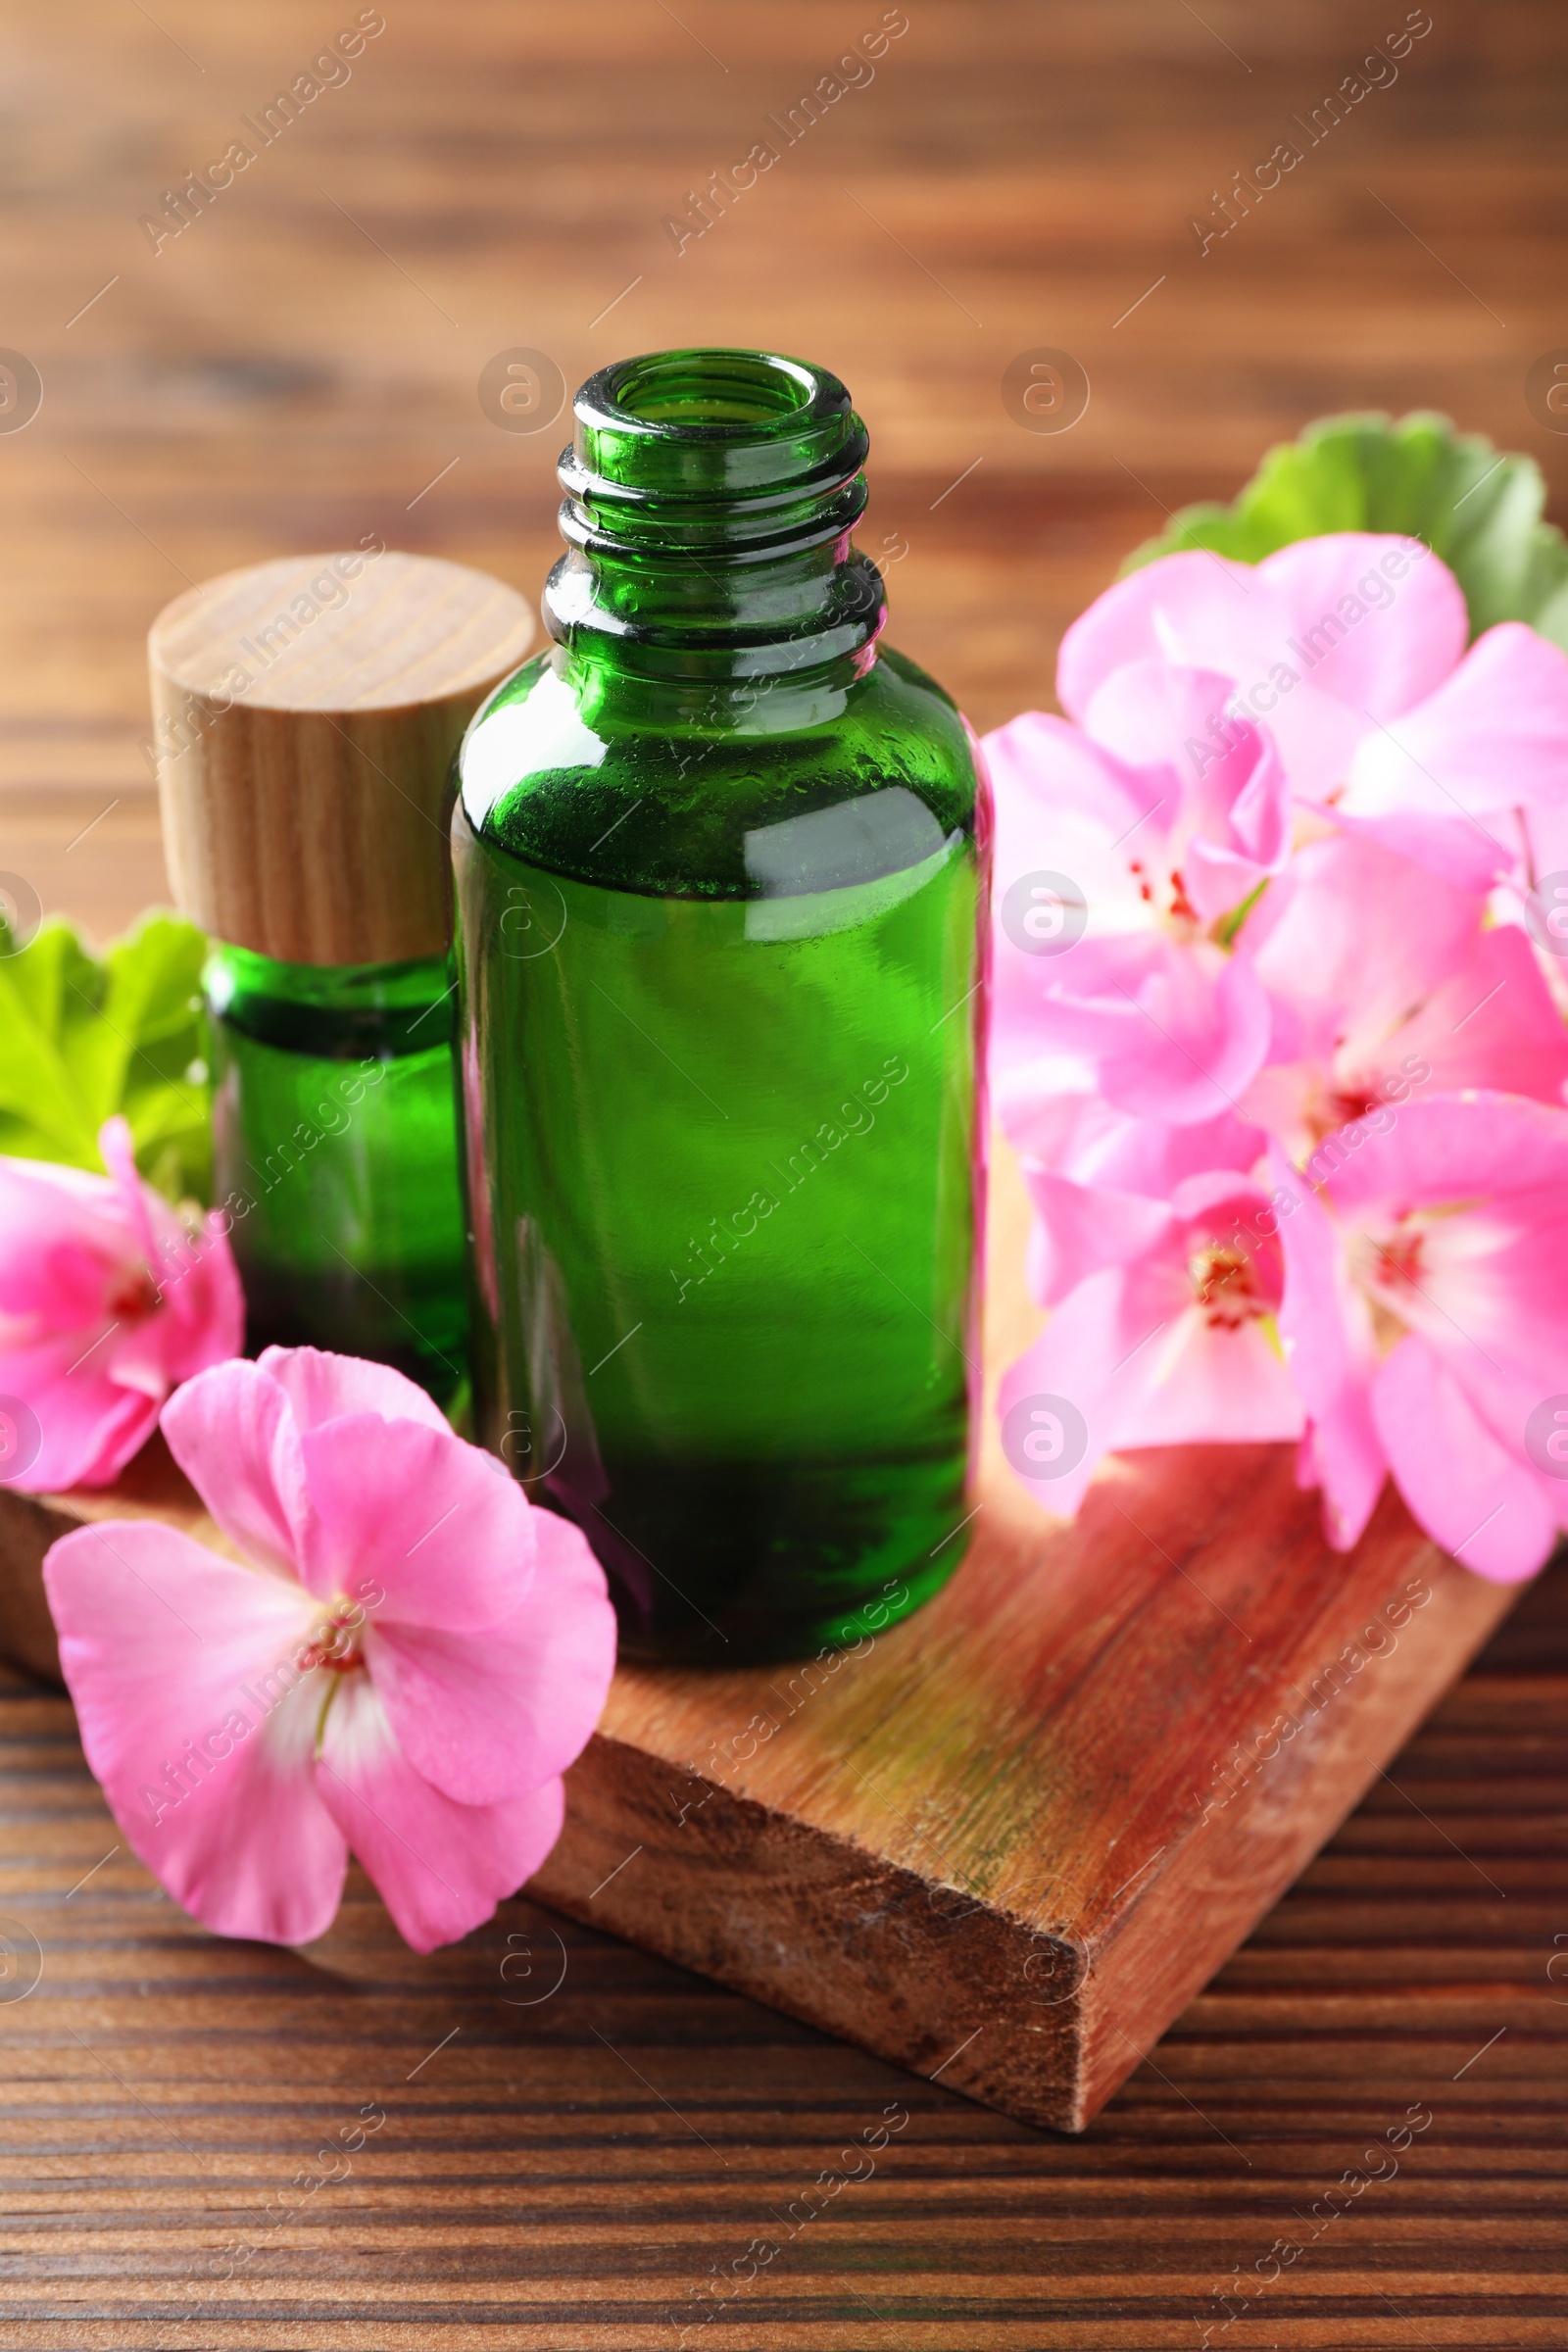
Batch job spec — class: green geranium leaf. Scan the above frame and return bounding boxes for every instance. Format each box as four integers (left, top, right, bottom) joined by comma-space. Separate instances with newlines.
0, 908, 213, 1202
1122, 410, 1568, 650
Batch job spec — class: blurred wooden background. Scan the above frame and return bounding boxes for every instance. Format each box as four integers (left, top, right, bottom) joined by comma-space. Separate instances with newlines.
1, 1, 1565, 2342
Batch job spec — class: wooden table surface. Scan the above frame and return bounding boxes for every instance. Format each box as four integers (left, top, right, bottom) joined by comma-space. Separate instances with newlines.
2, 2, 1565, 2341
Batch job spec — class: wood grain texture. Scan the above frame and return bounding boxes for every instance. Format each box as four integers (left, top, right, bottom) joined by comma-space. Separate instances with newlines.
150, 553, 534, 962
0, 1143, 1529, 2147
0, 1575, 1560, 2347
2, 0, 1567, 2337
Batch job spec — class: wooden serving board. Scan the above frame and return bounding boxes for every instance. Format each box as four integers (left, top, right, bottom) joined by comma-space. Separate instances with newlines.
0, 1144, 1520, 2134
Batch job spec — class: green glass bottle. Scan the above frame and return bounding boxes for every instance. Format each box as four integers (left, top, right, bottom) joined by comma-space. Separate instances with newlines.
453, 349, 989, 1662
205, 945, 468, 1400
149, 547, 537, 1407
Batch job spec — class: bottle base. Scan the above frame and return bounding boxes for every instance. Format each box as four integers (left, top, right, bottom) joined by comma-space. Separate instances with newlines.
536, 1446, 973, 1666
612, 1540, 967, 1667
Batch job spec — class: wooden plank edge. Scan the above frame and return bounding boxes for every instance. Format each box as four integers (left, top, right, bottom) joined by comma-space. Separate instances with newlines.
530, 1535, 1516, 2134
0, 1452, 1525, 2137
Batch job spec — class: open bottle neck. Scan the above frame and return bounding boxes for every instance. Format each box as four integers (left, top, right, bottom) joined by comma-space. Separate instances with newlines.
541, 348, 887, 697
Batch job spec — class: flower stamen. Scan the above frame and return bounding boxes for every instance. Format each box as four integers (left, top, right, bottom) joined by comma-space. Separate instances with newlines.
105, 1261, 161, 1321
298, 1596, 368, 1676
1188, 1242, 1265, 1329
1371, 1230, 1426, 1293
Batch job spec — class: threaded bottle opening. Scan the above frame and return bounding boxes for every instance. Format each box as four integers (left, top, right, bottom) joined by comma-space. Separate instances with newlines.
545, 346, 883, 677
570, 348, 865, 502
605, 349, 815, 429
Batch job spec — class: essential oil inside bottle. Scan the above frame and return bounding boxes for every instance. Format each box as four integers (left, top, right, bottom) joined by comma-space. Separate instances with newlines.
455, 349, 988, 1662
206, 944, 467, 1400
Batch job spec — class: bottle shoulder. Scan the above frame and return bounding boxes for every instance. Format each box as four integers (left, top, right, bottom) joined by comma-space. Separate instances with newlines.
205, 944, 455, 1057
458, 644, 980, 900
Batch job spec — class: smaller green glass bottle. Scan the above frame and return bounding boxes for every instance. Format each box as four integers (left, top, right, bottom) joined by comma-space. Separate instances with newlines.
203, 944, 467, 1398
149, 548, 536, 1400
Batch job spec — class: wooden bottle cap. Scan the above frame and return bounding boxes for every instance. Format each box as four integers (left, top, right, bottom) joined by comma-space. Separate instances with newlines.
149, 549, 535, 966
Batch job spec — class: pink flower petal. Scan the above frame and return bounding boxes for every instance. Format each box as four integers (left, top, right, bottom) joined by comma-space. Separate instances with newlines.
161, 1359, 312, 1581
160, 1212, 247, 1382
1272, 1163, 1387, 1550
986, 709, 1155, 845
0, 1158, 124, 1326
1386, 925, 1568, 1107
999, 1241, 1300, 1522
98, 1117, 162, 1268
1097, 944, 1273, 1124
1254, 534, 1468, 723
298, 1411, 537, 1627
1056, 551, 1268, 722
987, 676, 1280, 1128
1079, 662, 1292, 924
1323, 805, 1512, 894
1250, 830, 1486, 1068
993, 1084, 1109, 1168
1309, 1094, 1568, 1405
1514, 800, 1568, 902
43, 1345, 618, 1961
1243, 679, 1376, 807
42, 1519, 345, 1945
997, 933, 1267, 1126
1048, 1102, 1266, 1195
994, 1059, 1105, 1152
1078, 659, 1243, 776
1114, 1174, 1299, 1446
1243, 851, 1568, 1159
0, 1132, 242, 1494
258, 1344, 452, 1439
316, 1673, 566, 1953
1058, 537, 1469, 802
1181, 831, 1275, 931
367, 1505, 614, 1806
1270, 1092, 1568, 1591
1116, 1310, 1302, 1449
1372, 1337, 1558, 1583
1344, 621, 1568, 822
1020, 1169, 1173, 1304
998, 1272, 1138, 1517
97, 1119, 244, 1386
1, 1331, 158, 1493
1324, 1089, 1568, 1217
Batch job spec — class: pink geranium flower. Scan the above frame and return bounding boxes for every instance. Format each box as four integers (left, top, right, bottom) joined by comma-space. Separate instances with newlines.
1494, 794, 1568, 1023
1239, 829, 1568, 1159
988, 662, 1288, 1127
43, 1348, 617, 1952
988, 529, 1568, 1572
999, 1167, 1302, 1517
0, 1117, 242, 1493
1273, 1093, 1568, 1582
1056, 534, 1568, 868
1003, 1089, 1264, 1193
